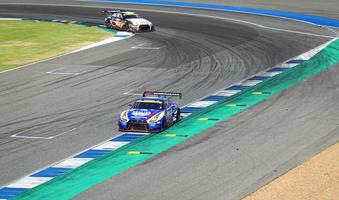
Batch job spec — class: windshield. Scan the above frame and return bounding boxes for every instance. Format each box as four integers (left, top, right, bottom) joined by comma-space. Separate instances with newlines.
133, 102, 163, 110
124, 14, 138, 19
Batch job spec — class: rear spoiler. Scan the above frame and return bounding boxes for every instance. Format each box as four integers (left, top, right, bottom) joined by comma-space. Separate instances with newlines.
102, 9, 126, 14
143, 91, 182, 99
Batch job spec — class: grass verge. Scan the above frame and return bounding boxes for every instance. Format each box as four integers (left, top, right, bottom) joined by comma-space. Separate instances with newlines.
0, 20, 112, 72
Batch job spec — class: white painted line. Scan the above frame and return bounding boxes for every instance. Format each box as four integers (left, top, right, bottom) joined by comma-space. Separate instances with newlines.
7, 177, 52, 189
187, 101, 217, 108
220, 90, 242, 96
0, 18, 22, 20
11, 135, 54, 140
180, 113, 192, 118
261, 71, 282, 77
239, 80, 262, 86
280, 63, 299, 68
131, 43, 166, 50
92, 141, 129, 150
46, 68, 89, 76
47, 71, 80, 75
45, 128, 77, 139
72, 31, 133, 53
11, 128, 77, 140
53, 158, 93, 169
123, 92, 143, 96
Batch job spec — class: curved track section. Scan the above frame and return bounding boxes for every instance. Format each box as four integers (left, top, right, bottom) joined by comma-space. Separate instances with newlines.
0, 2, 335, 199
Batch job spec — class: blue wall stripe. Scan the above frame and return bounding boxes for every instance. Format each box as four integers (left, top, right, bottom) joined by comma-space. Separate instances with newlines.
267, 67, 289, 72
248, 76, 270, 81
201, 95, 225, 101
97, 0, 339, 28
225, 85, 251, 90
0, 187, 28, 199
31, 167, 71, 178
74, 149, 112, 158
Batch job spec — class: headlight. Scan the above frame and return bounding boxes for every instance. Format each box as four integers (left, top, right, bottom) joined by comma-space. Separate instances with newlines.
148, 112, 162, 123
120, 111, 128, 122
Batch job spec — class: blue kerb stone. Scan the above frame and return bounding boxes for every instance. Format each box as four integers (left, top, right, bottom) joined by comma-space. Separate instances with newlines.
225, 85, 250, 90
287, 59, 305, 64
181, 107, 203, 113
201, 96, 225, 101
0, 187, 28, 199
267, 67, 288, 72
31, 167, 71, 178
248, 76, 270, 81
111, 134, 145, 142
74, 149, 112, 158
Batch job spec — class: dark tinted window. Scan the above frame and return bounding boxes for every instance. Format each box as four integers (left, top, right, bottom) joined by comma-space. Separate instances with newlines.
133, 102, 163, 110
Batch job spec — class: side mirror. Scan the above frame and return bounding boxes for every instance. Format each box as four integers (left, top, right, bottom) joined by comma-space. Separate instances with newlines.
128, 104, 133, 108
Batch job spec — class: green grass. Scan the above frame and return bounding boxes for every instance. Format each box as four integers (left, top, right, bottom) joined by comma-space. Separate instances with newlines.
0, 20, 113, 72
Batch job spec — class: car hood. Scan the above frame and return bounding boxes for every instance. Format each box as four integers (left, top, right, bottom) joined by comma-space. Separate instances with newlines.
126, 109, 162, 121
127, 18, 152, 26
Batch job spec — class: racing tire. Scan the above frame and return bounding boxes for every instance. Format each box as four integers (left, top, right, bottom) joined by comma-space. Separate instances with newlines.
175, 108, 181, 123
162, 118, 168, 131
122, 24, 129, 32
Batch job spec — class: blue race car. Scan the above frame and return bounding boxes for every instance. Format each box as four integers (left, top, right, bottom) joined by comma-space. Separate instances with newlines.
118, 91, 181, 133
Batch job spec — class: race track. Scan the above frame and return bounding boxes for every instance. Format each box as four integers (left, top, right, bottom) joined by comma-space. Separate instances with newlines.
0, 1, 337, 199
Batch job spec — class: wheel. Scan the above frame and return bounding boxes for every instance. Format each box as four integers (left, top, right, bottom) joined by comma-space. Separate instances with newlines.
122, 24, 128, 31
175, 108, 181, 123
162, 118, 168, 131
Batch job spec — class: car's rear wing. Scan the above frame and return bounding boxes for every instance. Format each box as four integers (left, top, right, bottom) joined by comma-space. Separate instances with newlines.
102, 9, 126, 14
143, 91, 182, 99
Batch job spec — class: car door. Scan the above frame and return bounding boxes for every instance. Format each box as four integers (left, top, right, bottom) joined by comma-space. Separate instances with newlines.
111, 13, 120, 28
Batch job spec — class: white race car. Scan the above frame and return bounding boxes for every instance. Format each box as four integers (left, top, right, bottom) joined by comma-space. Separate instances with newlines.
103, 9, 155, 32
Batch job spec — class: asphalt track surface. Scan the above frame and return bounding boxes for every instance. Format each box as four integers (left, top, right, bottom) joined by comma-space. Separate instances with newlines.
0, 1, 337, 200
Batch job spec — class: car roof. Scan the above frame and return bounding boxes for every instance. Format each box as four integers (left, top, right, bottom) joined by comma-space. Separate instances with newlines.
122, 12, 137, 15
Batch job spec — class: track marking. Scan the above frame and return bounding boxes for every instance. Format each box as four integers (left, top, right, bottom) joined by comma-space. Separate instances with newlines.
123, 92, 143, 96
46, 68, 89, 76
11, 127, 77, 140
131, 43, 166, 50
